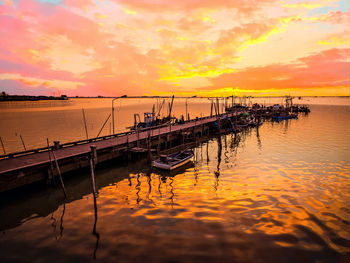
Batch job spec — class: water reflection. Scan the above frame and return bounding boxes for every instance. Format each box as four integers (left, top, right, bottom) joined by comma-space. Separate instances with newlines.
214, 136, 222, 192
136, 173, 142, 205
256, 126, 262, 150
169, 177, 174, 208
1, 104, 350, 263
59, 203, 65, 240
92, 194, 100, 260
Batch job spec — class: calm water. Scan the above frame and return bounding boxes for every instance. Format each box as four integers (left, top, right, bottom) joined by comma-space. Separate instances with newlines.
0, 98, 350, 262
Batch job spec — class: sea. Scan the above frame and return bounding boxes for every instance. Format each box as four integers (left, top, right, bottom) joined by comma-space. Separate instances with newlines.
0, 97, 349, 263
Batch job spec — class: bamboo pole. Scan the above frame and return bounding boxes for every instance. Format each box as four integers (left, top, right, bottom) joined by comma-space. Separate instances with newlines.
51, 150, 67, 198
96, 113, 111, 138
82, 108, 89, 139
19, 134, 26, 151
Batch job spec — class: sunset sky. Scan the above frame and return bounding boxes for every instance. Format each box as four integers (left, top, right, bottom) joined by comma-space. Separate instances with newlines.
0, 0, 349, 97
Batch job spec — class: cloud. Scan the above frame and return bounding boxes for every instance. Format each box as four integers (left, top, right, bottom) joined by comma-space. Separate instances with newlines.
204, 48, 350, 95
0, 0, 349, 97
0, 73, 84, 90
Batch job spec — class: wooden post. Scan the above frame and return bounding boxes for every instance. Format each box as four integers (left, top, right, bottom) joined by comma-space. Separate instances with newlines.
54, 141, 60, 150
0, 136, 6, 154
82, 108, 89, 139
181, 129, 185, 145
158, 126, 161, 154
126, 133, 129, 149
147, 130, 152, 161
18, 134, 26, 151
216, 97, 220, 116
47, 138, 55, 183
51, 150, 67, 198
89, 145, 99, 260
89, 145, 98, 196
201, 124, 204, 141
213, 102, 217, 116
137, 127, 140, 148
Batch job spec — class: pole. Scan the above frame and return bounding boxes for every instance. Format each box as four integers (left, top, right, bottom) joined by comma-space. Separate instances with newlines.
0, 136, 6, 154
185, 98, 188, 121
82, 108, 88, 139
158, 126, 161, 154
216, 98, 220, 116
19, 134, 26, 151
51, 150, 67, 198
47, 138, 55, 183
89, 145, 97, 195
96, 113, 111, 138
111, 98, 119, 135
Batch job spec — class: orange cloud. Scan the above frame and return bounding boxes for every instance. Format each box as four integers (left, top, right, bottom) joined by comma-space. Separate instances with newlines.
204, 48, 350, 96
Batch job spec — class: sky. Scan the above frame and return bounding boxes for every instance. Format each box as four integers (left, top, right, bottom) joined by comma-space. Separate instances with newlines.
0, 0, 349, 97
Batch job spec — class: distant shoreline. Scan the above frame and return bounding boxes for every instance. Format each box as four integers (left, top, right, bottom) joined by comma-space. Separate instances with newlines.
0, 95, 68, 101
0, 95, 349, 101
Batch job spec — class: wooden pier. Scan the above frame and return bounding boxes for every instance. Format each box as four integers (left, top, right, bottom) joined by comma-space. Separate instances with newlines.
0, 112, 242, 193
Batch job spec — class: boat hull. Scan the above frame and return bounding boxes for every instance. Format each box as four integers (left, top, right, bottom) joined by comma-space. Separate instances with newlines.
152, 157, 192, 170
152, 150, 194, 170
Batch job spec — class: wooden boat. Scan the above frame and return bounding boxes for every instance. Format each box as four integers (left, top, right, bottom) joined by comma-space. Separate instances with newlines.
272, 114, 298, 121
152, 149, 194, 170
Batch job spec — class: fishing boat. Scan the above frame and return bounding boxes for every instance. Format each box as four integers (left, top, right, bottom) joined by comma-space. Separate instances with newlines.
152, 149, 194, 170
272, 114, 298, 121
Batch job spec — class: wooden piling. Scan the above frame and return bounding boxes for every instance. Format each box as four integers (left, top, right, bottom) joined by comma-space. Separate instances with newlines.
89, 145, 97, 195
51, 149, 67, 198
89, 145, 99, 260
147, 130, 152, 161
54, 141, 60, 150
46, 138, 55, 183
137, 127, 140, 148
82, 108, 89, 139
158, 126, 161, 154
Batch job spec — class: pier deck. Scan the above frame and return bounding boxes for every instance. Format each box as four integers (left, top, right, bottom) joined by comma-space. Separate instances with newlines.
0, 113, 238, 192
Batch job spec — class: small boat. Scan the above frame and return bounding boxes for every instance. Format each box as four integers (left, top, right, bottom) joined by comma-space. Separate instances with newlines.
152, 149, 194, 170
272, 114, 298, 121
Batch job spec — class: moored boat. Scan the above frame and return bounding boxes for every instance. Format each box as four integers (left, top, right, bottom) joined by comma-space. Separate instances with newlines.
272, 114, 298, 121
152, 149, 194, 170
